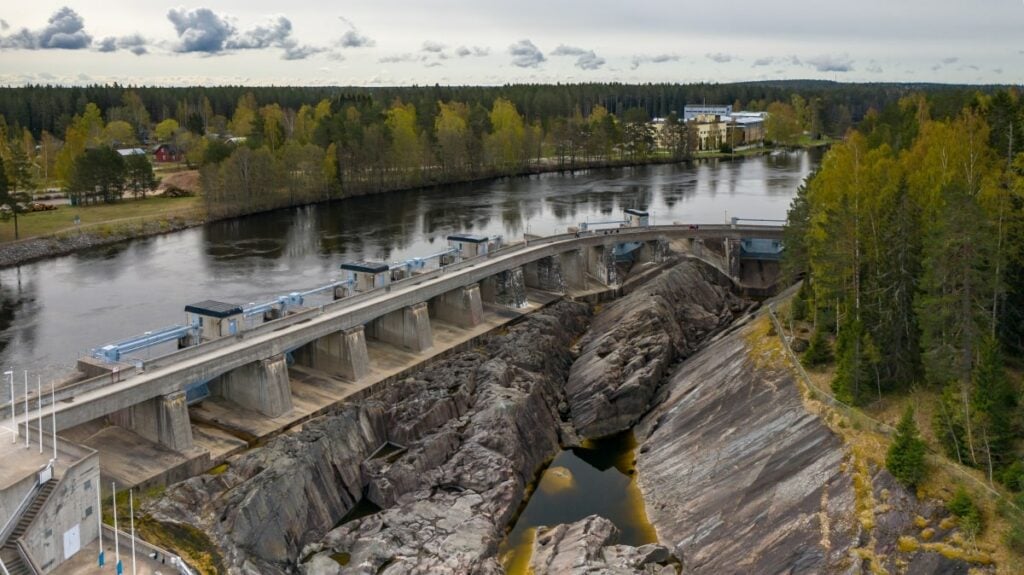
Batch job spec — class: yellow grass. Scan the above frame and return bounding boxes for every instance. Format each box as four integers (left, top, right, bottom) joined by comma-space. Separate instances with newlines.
0, 196, 203, 242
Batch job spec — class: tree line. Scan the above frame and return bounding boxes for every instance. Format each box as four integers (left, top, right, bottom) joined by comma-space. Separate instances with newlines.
786, 88, 1024, 491
0, 81, 1002, 223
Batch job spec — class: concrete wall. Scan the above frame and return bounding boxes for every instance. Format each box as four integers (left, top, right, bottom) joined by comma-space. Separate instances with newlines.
210, 355, 292, 417
0, 473, 37, 536
23, 450, 101, 574
366, 303, 433, 352
428, 284, 483, 328
109, 391, 193, 452
294, 327, 370, 381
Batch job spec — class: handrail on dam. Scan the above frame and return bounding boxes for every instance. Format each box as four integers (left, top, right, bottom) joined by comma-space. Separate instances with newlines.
3, 223, 784, 424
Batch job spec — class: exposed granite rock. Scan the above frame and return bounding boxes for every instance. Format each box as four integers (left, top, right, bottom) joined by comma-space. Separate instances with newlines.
634, 326, 859, 573
566, 258, 746, 439
147, 301, 591, 574
633, 314, 979, 574
528, 515, 675, 575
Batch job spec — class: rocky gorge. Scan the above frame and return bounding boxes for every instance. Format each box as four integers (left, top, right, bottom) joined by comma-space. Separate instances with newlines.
144, 255, 981, 574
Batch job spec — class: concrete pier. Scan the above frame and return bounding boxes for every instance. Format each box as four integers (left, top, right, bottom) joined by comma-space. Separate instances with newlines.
481, 267, 528, 308
559, 250, 587, 291
637, 239, 670, 264
367, 302, 434, 352
210, 354, 293, 417
109, 391, 193, 452
429, 284, 484, 327
586, 244, 618, 286
294, 326, 370, 381
524, 256, 566, 293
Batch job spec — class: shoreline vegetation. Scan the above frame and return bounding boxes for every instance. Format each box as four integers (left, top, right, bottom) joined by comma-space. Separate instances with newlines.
0, 143, 822, 269
5, 79, 955, 268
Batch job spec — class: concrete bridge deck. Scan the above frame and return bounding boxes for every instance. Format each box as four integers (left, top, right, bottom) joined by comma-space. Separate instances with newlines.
5, 224, 782, 444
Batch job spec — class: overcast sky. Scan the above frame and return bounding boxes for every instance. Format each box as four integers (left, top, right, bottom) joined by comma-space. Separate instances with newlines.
0, 1, 1021, 86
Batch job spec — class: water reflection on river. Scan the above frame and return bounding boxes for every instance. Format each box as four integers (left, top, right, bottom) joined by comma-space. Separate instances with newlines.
0, 151, 818, 391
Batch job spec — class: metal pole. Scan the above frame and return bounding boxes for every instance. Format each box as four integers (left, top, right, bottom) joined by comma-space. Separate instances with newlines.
37, 376, 42, 454
23, 371, 28, 448
51, 383, 57, 461
129, 490, 136, 575
6, 370, 13, 444
113, 482, 121, 574
97, 486, 105, 567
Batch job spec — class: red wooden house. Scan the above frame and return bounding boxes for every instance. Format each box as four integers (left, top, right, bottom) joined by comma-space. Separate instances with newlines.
152, 143, 183, 162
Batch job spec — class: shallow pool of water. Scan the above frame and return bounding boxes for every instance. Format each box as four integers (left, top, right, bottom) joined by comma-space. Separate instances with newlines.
499, 431, 657, 573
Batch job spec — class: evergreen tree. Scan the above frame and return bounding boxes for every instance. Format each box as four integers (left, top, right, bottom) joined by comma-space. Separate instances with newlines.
972, 336, 1016, 480
802, 325, 833, 367
832, 318, 877, 405
886, 405, 928, 488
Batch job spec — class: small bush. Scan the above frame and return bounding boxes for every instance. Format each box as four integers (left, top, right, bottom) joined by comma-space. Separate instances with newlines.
947, 486, 984, 538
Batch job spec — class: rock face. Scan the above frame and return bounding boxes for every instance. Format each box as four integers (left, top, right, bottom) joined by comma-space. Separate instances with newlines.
147, 301, 591, 574
635, 327, 859, 572
566, 258, 745, 439
528, 516, 675, 575
633, 315, 977, 574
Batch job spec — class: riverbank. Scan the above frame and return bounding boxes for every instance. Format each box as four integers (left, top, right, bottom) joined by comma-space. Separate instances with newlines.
0, 145, 826, 270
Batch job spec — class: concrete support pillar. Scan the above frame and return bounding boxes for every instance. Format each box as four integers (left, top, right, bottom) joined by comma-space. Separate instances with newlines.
480, 267, 528, 308
524, 256, 566, 293
109, 391, 193, 452
367, 303, 433, 352
429, 284, 484, 328
211, 354, 293, 417
294, 326, 370, 381
725, 238, 741, 278
637, 239, 669, 264
585, 244, 618, 286
559, 250, 586, 291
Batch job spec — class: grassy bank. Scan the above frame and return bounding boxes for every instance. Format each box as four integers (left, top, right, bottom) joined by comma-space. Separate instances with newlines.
0, 196, 203, 243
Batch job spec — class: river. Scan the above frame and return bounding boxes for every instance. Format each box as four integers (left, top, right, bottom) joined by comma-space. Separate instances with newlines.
0, 150, 818, 394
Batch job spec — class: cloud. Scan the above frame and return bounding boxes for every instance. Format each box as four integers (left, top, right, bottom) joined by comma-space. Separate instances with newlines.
456, 45, 489, 57
993, 68, 1003, 74
866, 61, 883, 73
752, 56, 774, 67
337, 17, 375, 48
550, 45, 604, 70
0, 7, 93, 50
630, 53, 679, 69
379, 53, 417, 63
706, 52, 736, 63
225, 15, 322, 60
166, 11, 320, 59
425, 61, 442, 68
97, 34, 149, 55
167, 7, 234, 53
942, 57, 959, 64
508, 39, 544, 68
804, 54, 855, 72
422, 40, 445, 53
0, 20, 8, 31
551, 44, 586, 56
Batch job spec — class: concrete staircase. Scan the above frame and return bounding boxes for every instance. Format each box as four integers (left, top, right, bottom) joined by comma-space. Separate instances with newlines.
1, 479, 57, 575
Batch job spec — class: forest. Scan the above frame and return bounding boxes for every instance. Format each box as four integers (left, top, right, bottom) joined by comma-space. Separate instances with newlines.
785, 88, 1024, 501
0, 81, 1002, 221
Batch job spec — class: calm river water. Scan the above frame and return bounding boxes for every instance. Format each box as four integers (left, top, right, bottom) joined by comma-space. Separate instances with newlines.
0, 150, 818, 392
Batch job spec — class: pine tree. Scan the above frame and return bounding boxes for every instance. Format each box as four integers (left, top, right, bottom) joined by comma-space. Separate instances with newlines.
886, 405, 928, 488
802, 325, 833, 367
972, 336, 1016, 481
